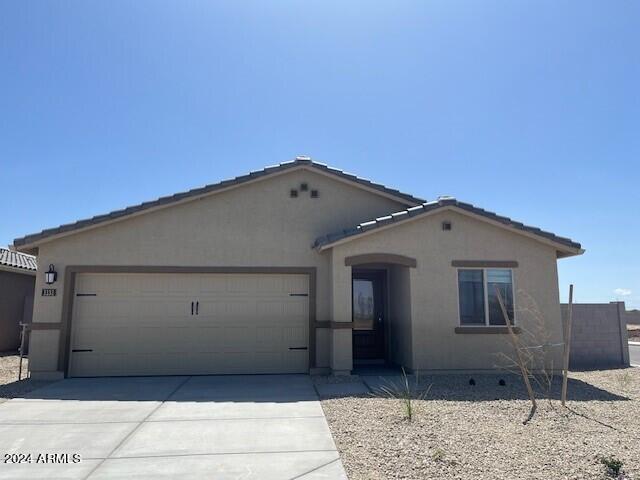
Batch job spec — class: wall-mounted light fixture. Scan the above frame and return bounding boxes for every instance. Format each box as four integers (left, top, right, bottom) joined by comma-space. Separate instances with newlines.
45, 264, 57, 285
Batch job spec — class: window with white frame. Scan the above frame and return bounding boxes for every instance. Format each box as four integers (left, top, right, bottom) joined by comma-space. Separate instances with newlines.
457, 268, 514, 325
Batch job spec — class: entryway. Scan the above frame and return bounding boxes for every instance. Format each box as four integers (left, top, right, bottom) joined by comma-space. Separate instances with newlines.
350, 260, 414, 370
352, 269, 386, 362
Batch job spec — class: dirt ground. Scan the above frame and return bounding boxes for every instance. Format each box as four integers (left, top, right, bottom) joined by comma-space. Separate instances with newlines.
0, 352, 52, 403
321, 369, 640, 480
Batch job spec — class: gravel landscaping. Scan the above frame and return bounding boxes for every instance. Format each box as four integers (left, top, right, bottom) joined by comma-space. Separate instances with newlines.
0, 352, 51, 403
318, 369, 640, 480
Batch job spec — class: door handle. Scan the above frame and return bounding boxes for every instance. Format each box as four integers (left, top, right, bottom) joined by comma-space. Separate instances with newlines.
191, 301, 194, 315
196, 301, 199, 315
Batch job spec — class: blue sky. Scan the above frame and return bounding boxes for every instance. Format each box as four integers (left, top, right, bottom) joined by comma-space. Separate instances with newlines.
1, 2, 638, 307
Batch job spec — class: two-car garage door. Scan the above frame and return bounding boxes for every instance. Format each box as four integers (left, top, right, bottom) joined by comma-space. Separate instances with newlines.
69, 273, 309, 377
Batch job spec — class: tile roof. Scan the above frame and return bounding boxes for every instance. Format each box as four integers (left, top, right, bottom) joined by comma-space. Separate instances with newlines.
0, 247, 37, 271
313, 196, 582, 252
13, 158, 424, 249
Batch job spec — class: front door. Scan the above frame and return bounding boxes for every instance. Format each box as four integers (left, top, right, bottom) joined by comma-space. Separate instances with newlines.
352, 271, 385, 361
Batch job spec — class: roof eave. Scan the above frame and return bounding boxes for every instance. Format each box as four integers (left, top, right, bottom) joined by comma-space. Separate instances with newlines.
0, 264, 37, 276
315, 204, 583, 256
13, 160, 423, 250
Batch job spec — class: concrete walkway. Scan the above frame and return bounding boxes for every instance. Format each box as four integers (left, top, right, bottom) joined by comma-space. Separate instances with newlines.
0, 375, 347, 479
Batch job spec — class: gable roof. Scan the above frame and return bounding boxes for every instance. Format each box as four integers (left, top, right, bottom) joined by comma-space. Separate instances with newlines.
0, 247, 37, 273
313, 196, 583, 257
13, 157, 424, 251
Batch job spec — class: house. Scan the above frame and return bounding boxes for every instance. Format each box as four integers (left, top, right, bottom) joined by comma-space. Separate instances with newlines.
0, 247, 37, 352
13, 157, 583, 379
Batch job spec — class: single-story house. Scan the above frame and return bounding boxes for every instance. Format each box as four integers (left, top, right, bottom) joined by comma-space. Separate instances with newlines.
0, 247, 37, 352
13, 157, 583, 379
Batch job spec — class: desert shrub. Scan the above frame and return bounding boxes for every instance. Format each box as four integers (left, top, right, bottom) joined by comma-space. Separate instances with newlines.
377, 367, 432, 422
600, 455, 624, 477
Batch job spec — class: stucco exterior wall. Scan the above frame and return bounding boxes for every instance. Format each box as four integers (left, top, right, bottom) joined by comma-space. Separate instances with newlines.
28, 168, 406, 377
0, 270, 35, 352
331, 209, 565, 372
388, 265, 412, 369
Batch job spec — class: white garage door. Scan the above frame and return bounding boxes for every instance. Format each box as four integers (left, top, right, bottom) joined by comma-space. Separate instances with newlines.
69, 273, 309, 377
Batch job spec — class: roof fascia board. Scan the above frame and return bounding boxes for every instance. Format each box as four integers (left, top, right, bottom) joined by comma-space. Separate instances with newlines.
318, 205, 583, 256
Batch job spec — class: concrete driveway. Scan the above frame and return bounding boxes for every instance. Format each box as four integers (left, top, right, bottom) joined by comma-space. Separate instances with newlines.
0, 375, 347, 479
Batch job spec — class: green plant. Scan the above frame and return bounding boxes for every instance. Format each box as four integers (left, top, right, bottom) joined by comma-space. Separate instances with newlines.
600, 455, 624, 477
616, 371, 632, 393
377, 367, 432, 421
431, 448, 445, 462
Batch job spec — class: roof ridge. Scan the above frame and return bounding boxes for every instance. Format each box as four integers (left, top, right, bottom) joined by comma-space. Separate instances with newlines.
313, 197, 582, 252
13, 157, 425, 249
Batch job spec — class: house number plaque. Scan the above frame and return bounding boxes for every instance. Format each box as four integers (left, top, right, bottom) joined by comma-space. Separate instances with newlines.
42, 288, 56, 297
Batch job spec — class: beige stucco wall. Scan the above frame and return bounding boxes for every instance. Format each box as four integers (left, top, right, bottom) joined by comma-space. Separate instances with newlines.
388, 265, 413, 369
28, 167, 407, 377
331, 209, 565, 372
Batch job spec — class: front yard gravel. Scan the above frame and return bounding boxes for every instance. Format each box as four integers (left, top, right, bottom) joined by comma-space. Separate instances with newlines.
0, 352, 51, 403
319, 369, 640, 480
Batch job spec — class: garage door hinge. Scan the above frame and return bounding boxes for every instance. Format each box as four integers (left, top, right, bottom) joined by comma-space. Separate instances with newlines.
288, 347, 308, 350
289, 293, 308, 297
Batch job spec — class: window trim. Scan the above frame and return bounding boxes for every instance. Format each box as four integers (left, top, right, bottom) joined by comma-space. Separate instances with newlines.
456, 267, 516, 327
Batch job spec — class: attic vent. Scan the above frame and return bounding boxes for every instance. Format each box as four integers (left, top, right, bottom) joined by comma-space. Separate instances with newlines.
290, 189, 298, 198
442, 221, 452, 231
310, 189, 319, 198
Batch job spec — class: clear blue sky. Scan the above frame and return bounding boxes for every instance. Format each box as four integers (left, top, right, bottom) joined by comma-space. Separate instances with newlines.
1, 2, 638, 307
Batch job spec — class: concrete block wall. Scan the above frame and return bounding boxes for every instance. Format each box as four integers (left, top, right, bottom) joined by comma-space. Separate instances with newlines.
626, 309, 640, 325
561, 302, 630, 369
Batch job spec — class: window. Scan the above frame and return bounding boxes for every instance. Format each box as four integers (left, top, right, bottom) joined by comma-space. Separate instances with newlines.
458, 270, 485, 324
457, 268, 514, 326
486, 269, 514, 325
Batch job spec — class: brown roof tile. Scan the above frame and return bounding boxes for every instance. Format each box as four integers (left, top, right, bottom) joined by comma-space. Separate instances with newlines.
313, 197, 582, 252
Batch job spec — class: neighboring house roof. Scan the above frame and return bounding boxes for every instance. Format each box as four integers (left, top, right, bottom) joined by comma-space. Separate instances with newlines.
13, 157, 424, 251
0, 247, 37, 272
313, 196, 583, 257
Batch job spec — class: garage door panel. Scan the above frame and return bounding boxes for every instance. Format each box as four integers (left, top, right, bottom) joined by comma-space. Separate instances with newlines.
255, 327, 281, 349
284, 326, 308, 345
227, 275, 258, 293
71, 353, 101, 377
284, 275, 309, 294
257, 275, 283, 293
69, 272, 309, 377
198, 275, 228, 294
182, 327, 220, 352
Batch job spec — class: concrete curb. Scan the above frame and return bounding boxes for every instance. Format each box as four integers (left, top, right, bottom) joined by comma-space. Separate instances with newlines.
629, 341, 640, 346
